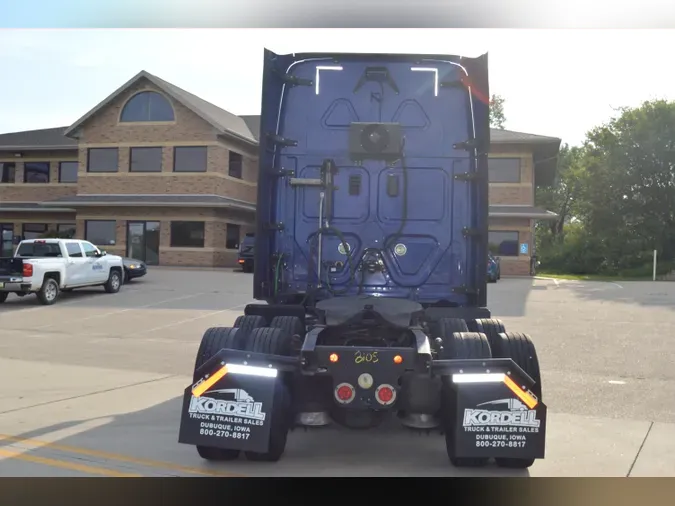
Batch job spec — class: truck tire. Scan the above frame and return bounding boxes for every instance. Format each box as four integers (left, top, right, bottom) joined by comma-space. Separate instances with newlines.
193, 326, 242, 379
440, 331, 492, 468
104, 269, 122, 294
193, 326, 242, 461
0, 292, 7, 303
243, 327, 294, 462
233, 314, 267, 347
468, 318, 506, 353
491, 331, 542, 470
432, 317, 469, 340
269, 316, 305, 339
36, 277, 60, 305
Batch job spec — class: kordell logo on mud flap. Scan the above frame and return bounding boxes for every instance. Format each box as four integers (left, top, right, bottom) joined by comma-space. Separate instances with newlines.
462, 398, 540, 428
188, 388, 267, 421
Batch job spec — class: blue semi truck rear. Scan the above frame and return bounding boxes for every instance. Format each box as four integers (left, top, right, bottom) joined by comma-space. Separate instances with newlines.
178, 49, 546, 468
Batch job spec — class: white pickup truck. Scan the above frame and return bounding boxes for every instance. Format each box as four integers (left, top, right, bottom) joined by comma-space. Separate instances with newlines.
0, 238, 125, 305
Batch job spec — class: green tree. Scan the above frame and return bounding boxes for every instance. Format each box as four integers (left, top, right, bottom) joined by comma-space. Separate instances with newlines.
535, 143, 586, 238
539, 99, 675, 276
489, 94, 506, 129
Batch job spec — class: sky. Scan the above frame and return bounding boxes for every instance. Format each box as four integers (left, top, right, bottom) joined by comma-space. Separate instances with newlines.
0, 28, 673, 146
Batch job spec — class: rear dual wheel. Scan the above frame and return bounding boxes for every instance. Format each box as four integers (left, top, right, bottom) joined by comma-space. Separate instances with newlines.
490, 331, 542, 469
439, 330, 493, 468
193, 320, 298, 463
465, 319, 543, 469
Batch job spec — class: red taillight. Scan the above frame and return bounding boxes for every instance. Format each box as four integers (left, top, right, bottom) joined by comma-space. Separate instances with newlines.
375, 384, 396, 405
334, 383, 355, 404
22, 263, 33, 277
329, 353, 339, 363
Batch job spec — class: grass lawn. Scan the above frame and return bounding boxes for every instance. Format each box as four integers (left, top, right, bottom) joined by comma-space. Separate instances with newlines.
536, 272, 653, 282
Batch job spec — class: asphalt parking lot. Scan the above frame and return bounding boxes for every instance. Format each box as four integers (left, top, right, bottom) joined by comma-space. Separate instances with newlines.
0, 269, 674, 477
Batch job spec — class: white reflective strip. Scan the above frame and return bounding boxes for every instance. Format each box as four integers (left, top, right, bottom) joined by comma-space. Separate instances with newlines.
315, 66, 343, 95
226, 363, 278, 378
410, 67, 439, 96
452, 373, 505, 383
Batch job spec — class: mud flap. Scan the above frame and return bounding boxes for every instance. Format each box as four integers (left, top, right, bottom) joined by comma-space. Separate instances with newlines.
178, 353, 278, 454
452, 379, 547, 460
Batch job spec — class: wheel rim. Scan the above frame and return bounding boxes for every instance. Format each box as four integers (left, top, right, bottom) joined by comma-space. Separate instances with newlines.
45, 281, 57, 301
111, 273, 120, 290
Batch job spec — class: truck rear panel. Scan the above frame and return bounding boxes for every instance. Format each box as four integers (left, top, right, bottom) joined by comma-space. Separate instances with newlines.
254, 50, 490, 307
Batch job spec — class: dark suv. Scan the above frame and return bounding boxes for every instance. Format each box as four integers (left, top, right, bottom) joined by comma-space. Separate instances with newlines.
237, 233, 255, 273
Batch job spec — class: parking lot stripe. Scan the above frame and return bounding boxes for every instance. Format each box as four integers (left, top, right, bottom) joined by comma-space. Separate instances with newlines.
32, 292, 210, 330
0, 447, 141, 477
0, 434, 244, 477
126, 305, 247, 337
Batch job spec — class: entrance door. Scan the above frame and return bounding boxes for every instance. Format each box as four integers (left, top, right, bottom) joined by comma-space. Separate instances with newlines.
126, 221, 160, 265
1, 224, 13, 257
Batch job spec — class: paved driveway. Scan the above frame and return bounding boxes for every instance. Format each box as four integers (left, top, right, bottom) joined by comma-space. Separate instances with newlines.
0, 270, 673, 476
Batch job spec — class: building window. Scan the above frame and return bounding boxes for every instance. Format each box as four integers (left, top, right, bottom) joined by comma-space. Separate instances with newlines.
120, 91, 175, 122
170, 221, 205, 248
488, 230, 520, 256
229, 151, 243, 179
87, 148, 119, 173
173, 146, 207, 172
85, 220, 117, 246
57, 223, 77, 238
488, 158, 521, 183
226, 224, 240, 250
59, 162, 78, 183
24, 162, 50, 183
0, 162, 15, 183
130, 147, 163, 172
22, 223, 48, 240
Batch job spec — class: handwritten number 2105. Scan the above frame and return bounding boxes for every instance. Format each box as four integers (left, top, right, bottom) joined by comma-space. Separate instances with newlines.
354, 351, 379, 364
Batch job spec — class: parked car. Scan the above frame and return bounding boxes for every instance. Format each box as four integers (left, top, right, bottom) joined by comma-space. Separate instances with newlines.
122, 257, 147, 282
237, 233, 255, 273
0, 238, 124, 305
487, 253, 501, 283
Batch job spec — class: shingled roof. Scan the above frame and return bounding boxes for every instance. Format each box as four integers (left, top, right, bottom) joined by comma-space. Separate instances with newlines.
0, 126, 76, 151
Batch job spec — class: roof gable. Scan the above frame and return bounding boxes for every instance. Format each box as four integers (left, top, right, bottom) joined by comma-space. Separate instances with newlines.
63, 71, 257, 146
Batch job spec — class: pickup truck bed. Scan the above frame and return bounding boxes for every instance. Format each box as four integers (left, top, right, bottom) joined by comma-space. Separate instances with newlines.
0, 238, 125, 305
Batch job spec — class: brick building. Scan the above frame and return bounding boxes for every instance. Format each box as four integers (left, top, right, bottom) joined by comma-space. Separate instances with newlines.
0, 70, 560, 275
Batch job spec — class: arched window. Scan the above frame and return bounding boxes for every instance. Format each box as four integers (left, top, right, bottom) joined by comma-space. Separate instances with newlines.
120, 91, 175, 122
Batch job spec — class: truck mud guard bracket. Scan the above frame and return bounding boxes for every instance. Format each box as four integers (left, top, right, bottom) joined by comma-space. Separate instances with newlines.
178, 349, 300, 454
433, 358, 547, 461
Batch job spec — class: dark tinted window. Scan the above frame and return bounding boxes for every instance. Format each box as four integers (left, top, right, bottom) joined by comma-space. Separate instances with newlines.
22, 223, 47, 240
120, 91, 175, 122
228, 151, 243, 179
226, 224, 240, 249
85, 220, 116, 246
87, 148, 119, 173
488, 231, 520, 256
59, 162, 78, 183
170, 221, 205, 247
0, 162, 15, 183
174, 146, 207, 172
488, 158, 521, 183
16, 242, 62, 257
57, 223, 76, 238
130, 147, 163, 172
65, 242, 83, 257
24, 162, 50, 183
